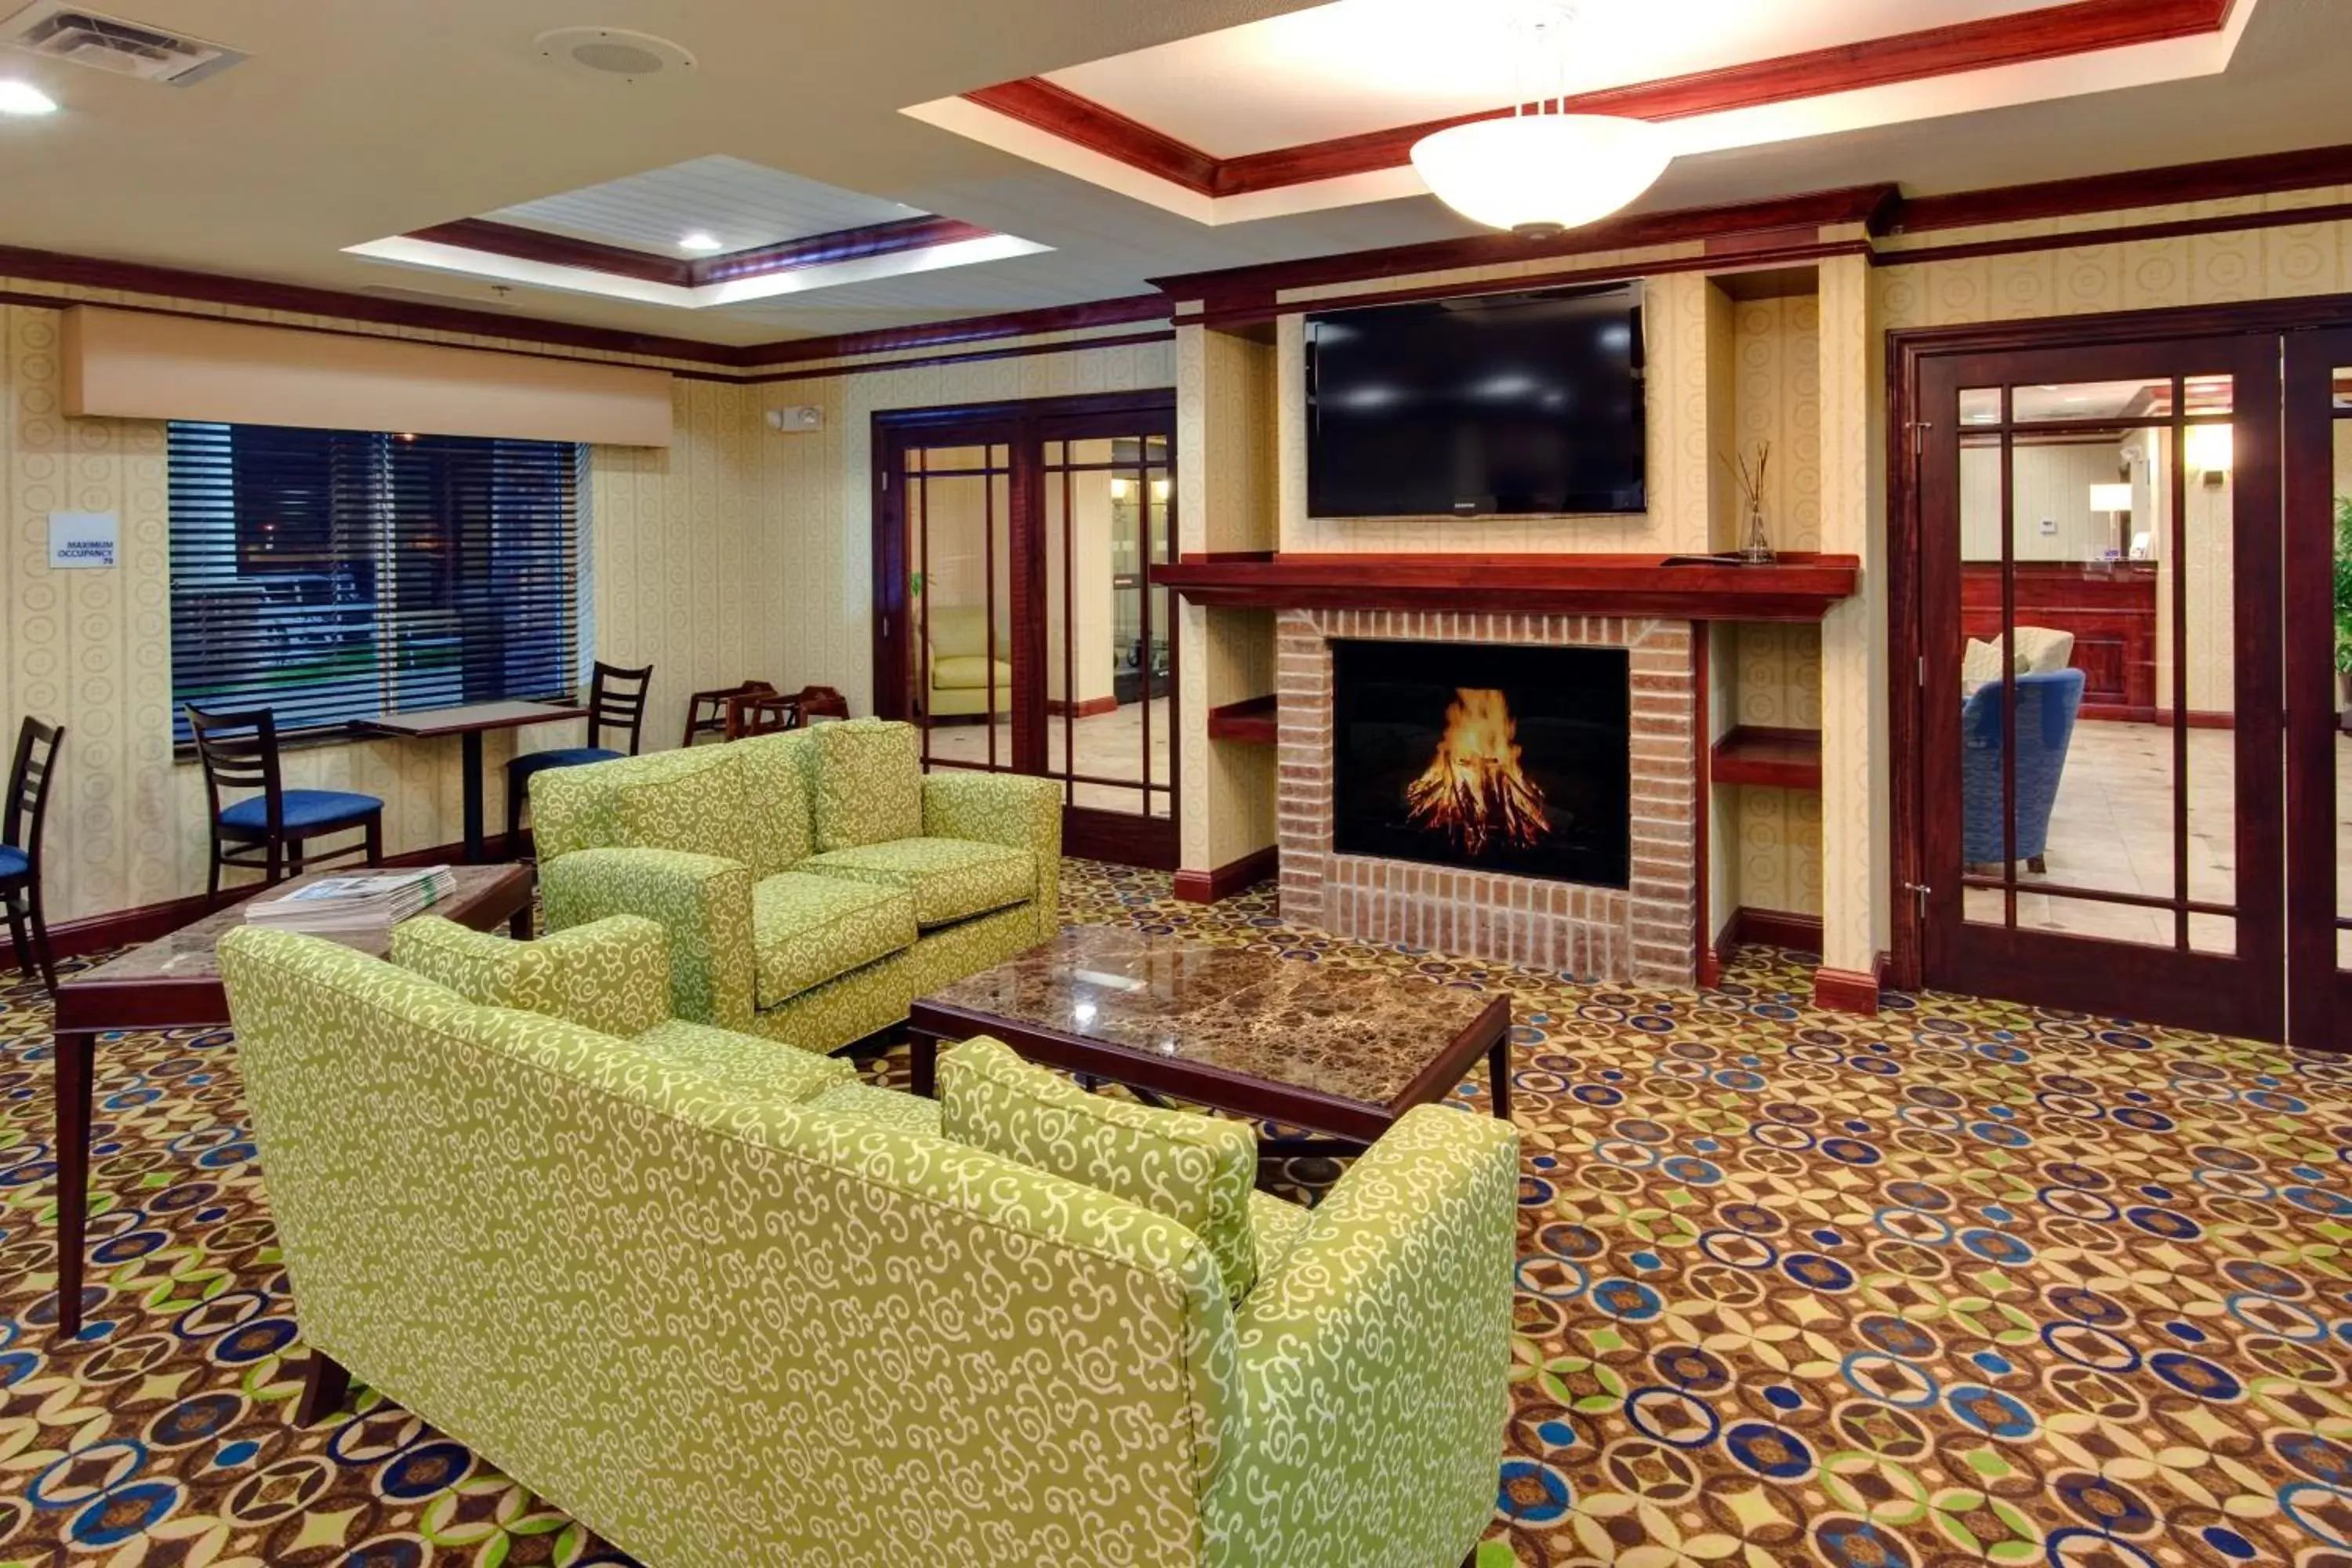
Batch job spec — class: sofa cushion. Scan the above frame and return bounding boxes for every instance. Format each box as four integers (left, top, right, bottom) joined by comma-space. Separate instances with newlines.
1248, 1188, 1315, 1285
811, 719, 922, 851
615, 750, 746, 863
933, 655, 1010, 691
731, 731, 817, 878
750, 872, 916, 1010
810, 1079, 944, 1136
798, 837, 1033, 929
939, 1036, 1259, 1304
635, 1017, 855, 1102
390, 913, 670, 1039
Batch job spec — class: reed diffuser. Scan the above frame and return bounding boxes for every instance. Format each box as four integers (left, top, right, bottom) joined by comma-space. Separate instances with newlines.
1724, 441, 1775, 564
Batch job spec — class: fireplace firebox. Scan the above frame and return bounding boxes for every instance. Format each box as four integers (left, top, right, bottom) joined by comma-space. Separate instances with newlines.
1330, 639, 1631, 888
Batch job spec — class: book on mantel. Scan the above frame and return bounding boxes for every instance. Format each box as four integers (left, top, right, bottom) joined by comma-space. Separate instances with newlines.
242, 867, 459, 934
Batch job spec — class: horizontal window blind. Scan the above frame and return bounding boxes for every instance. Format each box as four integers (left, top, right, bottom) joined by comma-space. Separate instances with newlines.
168, 423, 586, 743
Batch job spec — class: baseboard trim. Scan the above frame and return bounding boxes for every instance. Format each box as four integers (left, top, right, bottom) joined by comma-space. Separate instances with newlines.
1172, 845, 1279, 904
1045, 695, 1120, 718
1813, 961, 1882, 1017
45, 836, 506, 960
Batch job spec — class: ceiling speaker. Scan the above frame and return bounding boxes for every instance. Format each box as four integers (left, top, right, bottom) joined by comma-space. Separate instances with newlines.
534, 27, 695, 85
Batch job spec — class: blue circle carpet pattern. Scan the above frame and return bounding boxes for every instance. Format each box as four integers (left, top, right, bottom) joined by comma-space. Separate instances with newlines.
1, 858, 2349, 1565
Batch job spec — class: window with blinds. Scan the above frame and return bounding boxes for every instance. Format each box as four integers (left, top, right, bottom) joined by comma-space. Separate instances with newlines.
167, 423, 588, 744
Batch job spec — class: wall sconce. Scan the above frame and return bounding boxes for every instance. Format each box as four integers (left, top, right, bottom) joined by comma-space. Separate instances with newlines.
1149, 477, 1172, 503
2183, 423, 2232, 482
1107, 477, 1134, 502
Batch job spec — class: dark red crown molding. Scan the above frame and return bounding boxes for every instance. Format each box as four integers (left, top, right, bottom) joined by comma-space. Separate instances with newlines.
0, 241, 742, 365
1149, 184, 1898, 311
1893, 140, 2352, 233
731, 292, 1171, 367
407, 213, 1004, 291
967, 0, 2232, 201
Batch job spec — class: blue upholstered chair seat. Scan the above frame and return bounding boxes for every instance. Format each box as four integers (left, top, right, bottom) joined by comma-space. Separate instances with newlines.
0, 844, 25, 881
508, 746, 622, 782
1961, 668, 2085, 865
220, 789, 383, 834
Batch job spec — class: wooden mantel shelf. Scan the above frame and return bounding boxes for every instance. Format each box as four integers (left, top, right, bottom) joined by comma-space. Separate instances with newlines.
1153, 551, 1860, 622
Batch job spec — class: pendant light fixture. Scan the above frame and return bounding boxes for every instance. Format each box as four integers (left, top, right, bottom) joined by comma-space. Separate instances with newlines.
1410, 7, 1671, 240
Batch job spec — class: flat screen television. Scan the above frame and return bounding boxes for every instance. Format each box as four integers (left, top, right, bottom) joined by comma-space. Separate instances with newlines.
1305, 283, 1644, 519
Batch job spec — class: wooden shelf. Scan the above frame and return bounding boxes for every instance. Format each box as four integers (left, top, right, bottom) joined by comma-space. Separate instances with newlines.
1207, 695, 1277, 744
1154, 551, 1859, 622
1711, 726, 1823, 790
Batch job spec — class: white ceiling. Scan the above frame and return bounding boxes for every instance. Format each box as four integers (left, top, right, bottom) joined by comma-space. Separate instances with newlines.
1047, 0, 2072, 158
0, 0, 2345, 347
488, 153, 925, 256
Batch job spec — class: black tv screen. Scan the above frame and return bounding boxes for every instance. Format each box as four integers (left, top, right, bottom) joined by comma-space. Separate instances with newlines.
1305, 285, 1645, 519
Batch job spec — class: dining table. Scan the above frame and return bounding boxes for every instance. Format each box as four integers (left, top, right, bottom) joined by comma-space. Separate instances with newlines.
354, 699, 589, 862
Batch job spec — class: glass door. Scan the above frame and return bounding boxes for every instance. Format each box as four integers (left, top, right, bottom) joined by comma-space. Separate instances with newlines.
1918, 337, 2283, 1037
2283, 329, 2352, 1049
873, 395, 1178, 869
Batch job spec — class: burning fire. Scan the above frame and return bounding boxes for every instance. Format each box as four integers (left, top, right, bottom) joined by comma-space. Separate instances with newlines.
1404, 688, 1549, 855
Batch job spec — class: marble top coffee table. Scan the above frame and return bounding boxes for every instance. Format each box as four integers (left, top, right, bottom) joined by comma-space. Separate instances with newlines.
906, 928, 1512, 1146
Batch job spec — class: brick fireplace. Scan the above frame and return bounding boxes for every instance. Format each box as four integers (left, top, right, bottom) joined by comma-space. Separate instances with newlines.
1276, 608, 1697, 985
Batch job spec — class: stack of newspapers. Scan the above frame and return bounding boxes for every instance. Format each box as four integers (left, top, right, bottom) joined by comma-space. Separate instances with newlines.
242, 867, 459, 935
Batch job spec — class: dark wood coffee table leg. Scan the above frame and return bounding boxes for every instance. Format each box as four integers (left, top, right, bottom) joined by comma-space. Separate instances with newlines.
53, 1027, 95, 1340
1487, 1033, 1512, 1123
508, 902, 532, 939
909, 1030, 938, 1098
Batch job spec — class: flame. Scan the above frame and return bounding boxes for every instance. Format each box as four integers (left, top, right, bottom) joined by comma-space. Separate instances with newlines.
1403, 688, 1549, 855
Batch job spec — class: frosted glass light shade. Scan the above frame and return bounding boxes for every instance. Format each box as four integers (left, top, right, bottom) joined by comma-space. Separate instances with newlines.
1410, 114, 1671, 237
2184, 423, 2233, 474
2088, 483, 2134, 512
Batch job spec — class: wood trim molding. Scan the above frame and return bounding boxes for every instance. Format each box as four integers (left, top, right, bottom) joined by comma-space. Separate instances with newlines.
1046, 695, 1121, 718
1156, 551, 1861, 621
740, 328, 1174, 386
1893, 140, 2352, 234
735, 293, 1172, 368
45, 836, 507, 961
1813, 963, 1882, 1016
972, 0, 2227, 201
1172, 845, 1280, 904
1878, 198, 2352, 272
409, 214, 1006, 291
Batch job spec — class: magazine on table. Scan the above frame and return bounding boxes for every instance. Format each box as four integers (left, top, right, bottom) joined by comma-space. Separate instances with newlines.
242, 866, 459, 932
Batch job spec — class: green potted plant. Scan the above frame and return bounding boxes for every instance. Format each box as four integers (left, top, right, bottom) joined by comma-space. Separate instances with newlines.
2338, 495, 2352, 731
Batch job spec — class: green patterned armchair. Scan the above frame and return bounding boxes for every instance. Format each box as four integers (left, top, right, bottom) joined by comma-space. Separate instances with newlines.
529, 718, 1060, 1053
218, 925, 1521, 1568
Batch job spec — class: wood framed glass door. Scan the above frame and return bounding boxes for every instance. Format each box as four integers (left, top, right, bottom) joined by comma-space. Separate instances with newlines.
872, 392, 1178, 869
2284, 328, 2352, 1048
1916, 336, 2285, 1038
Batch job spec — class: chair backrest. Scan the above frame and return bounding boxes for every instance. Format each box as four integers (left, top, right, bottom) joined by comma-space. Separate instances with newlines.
724, 691, 799, 739
3, 716, 64, 867
682, 681, 775, 748
217, 924, 1232, 1567
586, 662, 655, 755
187, 706, 283, 833
927, 605, 1000, 663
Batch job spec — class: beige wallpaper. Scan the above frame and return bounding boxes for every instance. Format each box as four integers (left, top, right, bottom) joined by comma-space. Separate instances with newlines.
2, 302, 779, 924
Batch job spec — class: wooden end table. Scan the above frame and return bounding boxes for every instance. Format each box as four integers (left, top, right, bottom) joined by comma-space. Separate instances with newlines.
907, 928, 1512, 1150
48, 862, 534, 1340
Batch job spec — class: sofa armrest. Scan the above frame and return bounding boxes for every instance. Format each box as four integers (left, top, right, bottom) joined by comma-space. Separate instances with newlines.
390, 913, 673, 1040
541, 848, 757, 1029
1207, 1104, 1519, 1568
922, 770, 1062, 938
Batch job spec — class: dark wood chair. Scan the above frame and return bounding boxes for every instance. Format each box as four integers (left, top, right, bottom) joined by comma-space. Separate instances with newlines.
2, 716, 64, 993
682, 680, 778, 747
188, 706, 383, 895
724, 691, 800, 739
790, 685, 851, 723
506, 660, 654, 853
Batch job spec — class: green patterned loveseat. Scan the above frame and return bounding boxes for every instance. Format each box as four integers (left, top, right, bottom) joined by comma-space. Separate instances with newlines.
529, 718, 1059, 1051
218, 924, 1521, 1568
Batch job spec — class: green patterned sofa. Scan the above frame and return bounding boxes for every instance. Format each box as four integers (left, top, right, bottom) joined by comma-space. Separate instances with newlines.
529, 718, 1060, 1052
218, 924, 1521, 1568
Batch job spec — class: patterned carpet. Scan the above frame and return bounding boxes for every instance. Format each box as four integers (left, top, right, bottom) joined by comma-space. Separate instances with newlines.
3, 859, 2348, 1566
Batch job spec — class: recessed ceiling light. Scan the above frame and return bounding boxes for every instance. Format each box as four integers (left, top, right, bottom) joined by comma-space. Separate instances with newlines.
0, 80, 59, 115
677, 231, 724, 252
